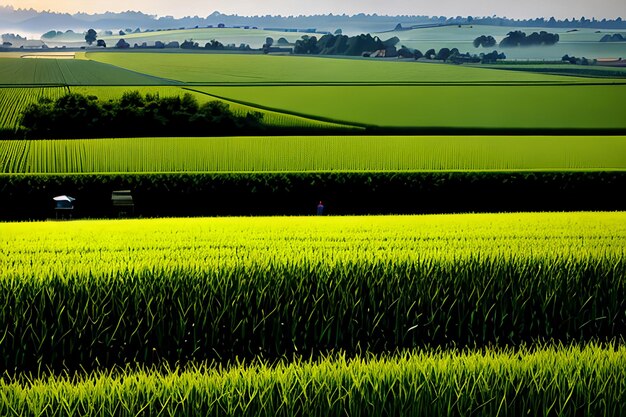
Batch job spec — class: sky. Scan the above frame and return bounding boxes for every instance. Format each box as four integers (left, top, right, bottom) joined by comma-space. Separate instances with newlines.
0, 0, 623, 20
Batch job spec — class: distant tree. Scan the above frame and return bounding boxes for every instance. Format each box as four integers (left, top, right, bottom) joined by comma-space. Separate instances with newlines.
334, 29, 342, 35
473, 35, 496, 48
394, 23, 403, 31
424, 48, 436, 59
217, 23, 225, 28
204, 40, 224, 50
84, 29, 97, 45
134, 28, 141, 33
42, 30, 60, 39
119, 30, 126, 36
436, 47, 452, 61
96, 39, 106, 48
181, 40, 198, 49
262, 37, 274, 53
276, 37, 289, 45
115, 39, 130, 49
413, 49, 423, 59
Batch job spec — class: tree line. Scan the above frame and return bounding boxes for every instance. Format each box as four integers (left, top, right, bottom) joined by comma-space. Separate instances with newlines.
20, 92, 264, 138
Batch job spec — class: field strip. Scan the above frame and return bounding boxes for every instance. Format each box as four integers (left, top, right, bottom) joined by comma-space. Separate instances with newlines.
185, 87, 371, 128
3, 136, 625, 173
182, 87, 364, 129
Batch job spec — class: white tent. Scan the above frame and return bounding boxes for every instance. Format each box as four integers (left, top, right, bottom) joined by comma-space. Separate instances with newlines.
53, 195, 75, 202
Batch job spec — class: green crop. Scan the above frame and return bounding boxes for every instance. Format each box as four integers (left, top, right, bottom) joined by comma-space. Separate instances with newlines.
0, 87, 67, 130
87, 52, 618, 84
0, 57, 177, 85
1, 212, 625, 372
1, 344, 625, 417
197, 84, 626, 129
2, 136, 625, 173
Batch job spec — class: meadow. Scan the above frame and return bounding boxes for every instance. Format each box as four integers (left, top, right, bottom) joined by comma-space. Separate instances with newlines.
1, 40, 625, 415
2, 136, 625, 173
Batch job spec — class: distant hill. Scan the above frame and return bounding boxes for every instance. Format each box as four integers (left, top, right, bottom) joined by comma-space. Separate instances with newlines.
0, 6, 624, 39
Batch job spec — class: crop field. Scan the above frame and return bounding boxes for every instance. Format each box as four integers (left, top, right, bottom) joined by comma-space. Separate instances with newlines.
0, 57, 177, 85
1, 345, 625, 417
0, 87, 68, 130
2, 136, 625, 173
0, 85, 352, 134
197, 84, 626, 129
87, 52, 619, 84
2, 212, 625, 370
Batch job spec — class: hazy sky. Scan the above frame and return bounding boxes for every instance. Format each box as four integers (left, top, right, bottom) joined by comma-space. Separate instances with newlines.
1, 0, 623, 20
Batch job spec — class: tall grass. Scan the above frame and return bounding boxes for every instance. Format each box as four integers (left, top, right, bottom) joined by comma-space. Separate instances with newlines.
1, 213, 625, 372
1, 344, 625, 417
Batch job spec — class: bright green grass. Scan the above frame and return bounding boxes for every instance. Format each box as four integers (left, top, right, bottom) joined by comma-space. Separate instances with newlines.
196, 84, 626, 129
2, 212, 625, 372
0, 57, 177, 85
86, 52, 616, 84
2, 136, 624, 173
1, 345, 624, 417
0, 87, 68, 130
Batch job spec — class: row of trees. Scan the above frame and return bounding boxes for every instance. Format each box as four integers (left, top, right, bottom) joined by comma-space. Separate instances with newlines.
293, 33, 400, 56
499, 31, 560, 47
20, 92, 264, 138
396, 46, 505, 63
473, 31, 560, 49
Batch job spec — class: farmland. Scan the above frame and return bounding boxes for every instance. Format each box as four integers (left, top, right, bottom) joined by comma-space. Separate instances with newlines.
1, 345, 625, 417
87, 52, 621, 84
2, 136, 625, 173
195, 84, 626, 129
1, 28, 626, 415
2, 212, 625, 373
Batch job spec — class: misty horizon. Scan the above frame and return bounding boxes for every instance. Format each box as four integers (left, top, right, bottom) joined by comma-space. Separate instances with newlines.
0, 0, 623, 21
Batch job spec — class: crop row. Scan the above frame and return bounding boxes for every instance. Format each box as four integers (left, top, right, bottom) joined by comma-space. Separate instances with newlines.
1, 212, 625, 372
1, 171, 624, 219
2, 136, 625, 174
0, 87, 67, 130
2, 344, 625, 417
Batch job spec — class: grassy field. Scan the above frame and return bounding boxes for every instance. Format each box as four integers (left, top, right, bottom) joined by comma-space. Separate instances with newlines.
2, 136, 625, 173
196, 84, 626, 129
0, 85, 353, 133
1, 345, 624, 417
0, 87, 68, 131
87, 52, 619, 84
2, 212, 625, 372
0, 57, 176, 85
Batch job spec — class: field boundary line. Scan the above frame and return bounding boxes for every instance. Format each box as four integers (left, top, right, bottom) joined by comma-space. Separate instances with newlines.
183, 87, 368, 130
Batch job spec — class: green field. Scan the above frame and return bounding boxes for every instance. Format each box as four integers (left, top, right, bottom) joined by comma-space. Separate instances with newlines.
87, 52, 620, 84
197, 84, 626, 129
2, 136, 625, 173
0, 87, 68, 130
2, 212, 625, 373
1, 345, 624, 417
0, 85, 353, 133
0, 57, 177, 85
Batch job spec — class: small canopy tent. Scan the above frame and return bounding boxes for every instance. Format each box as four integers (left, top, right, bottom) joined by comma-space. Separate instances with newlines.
53, 195, 75, 219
